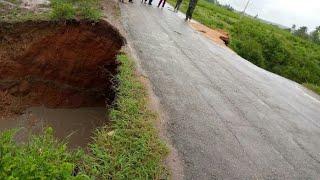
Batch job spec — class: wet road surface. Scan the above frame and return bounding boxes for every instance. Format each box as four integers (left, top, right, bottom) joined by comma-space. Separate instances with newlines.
120, 1, 320, 179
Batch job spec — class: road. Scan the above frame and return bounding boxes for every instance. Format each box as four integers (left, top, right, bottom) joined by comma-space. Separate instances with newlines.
120, 1, 320, 179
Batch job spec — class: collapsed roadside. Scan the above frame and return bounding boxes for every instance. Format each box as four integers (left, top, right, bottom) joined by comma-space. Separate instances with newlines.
0, 0, 168, 179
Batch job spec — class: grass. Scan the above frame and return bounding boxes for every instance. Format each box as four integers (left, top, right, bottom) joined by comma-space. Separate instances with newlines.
168, 0, 320, 95
0, 55, 168, 179
303, 83, 320, 95
0, 128, 88, 179
1, 0, 102, 22
50, 0, 102, 21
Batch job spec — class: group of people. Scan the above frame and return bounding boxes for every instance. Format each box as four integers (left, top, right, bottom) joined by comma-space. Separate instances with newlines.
121, 0, 198, 21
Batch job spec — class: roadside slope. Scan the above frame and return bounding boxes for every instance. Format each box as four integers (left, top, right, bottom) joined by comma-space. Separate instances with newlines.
120, 1, 320, 179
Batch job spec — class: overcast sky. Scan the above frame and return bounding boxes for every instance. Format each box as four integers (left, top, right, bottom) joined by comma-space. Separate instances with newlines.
218, 0, 320, 31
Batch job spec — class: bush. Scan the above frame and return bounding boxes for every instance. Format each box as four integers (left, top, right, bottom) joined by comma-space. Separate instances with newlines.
231, 38, 266, 68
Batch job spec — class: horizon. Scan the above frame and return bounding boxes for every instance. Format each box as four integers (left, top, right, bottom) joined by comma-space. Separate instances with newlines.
218, 0, 320, 31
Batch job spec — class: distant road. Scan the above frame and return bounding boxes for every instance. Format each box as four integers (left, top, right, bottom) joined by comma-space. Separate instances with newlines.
120, 1, 320, 179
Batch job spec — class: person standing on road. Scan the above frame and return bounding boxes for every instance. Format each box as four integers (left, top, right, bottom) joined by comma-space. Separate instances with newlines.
174, 0, 183, 12
157, 0, 167, 8
186, 0, 198, 21
148, 0, 153, 5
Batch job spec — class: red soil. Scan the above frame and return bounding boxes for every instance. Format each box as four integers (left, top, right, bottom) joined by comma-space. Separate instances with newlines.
0, 20, 124, 116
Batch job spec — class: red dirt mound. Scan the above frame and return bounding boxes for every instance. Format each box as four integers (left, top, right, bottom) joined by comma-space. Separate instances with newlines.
0, 20, 124, 116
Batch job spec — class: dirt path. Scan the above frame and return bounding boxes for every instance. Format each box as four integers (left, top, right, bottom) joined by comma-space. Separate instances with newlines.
120, 1, 320, 179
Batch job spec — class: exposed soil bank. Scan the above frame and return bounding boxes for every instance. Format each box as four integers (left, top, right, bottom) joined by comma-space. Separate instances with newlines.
0, 20, 125, 116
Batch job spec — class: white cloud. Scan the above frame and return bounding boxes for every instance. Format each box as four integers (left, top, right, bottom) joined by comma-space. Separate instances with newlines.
218, 0, 320, 31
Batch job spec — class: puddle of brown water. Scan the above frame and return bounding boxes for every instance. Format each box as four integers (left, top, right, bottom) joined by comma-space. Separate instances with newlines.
0, 106, 107, 149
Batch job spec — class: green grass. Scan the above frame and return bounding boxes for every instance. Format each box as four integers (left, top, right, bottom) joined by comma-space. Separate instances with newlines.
1, 0, 102, 22
168, 0, 320, 95
0, 128, 88, 179
303, 83, 320, 95
0, 55, 168, 179
50, 0, 102, 21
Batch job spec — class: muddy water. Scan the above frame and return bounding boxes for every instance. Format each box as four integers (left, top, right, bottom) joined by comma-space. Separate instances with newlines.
0, 20, 124, 149
0, 106, 107, 148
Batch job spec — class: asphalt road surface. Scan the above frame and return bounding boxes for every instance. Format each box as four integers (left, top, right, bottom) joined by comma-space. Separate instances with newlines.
120, 1, 320, 179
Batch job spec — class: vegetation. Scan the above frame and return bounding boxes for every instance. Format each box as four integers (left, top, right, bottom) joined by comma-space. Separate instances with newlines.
0, 128, 88, 179
0, 55, 168, 179
0, 0, 102, 22
51, 0, 102, 21
168, 0, 320, 94
51, 0, 76, 20
304, 83, 320, 95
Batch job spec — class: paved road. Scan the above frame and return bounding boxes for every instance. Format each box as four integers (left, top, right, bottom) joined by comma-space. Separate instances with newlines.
120, 1, 320, 179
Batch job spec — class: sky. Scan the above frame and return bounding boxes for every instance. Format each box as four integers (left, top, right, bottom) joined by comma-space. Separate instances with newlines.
218, 0, 320, 31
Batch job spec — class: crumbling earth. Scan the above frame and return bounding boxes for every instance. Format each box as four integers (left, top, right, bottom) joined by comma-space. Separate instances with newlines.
0, 20, 124, 117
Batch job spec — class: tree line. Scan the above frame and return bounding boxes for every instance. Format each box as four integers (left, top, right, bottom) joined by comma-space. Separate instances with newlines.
291, 25, 320, 45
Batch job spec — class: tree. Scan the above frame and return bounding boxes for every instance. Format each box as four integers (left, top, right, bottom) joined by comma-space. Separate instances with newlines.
294, 26, 309, 39
291, 24, 296, 32
310, 26, 320, 44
